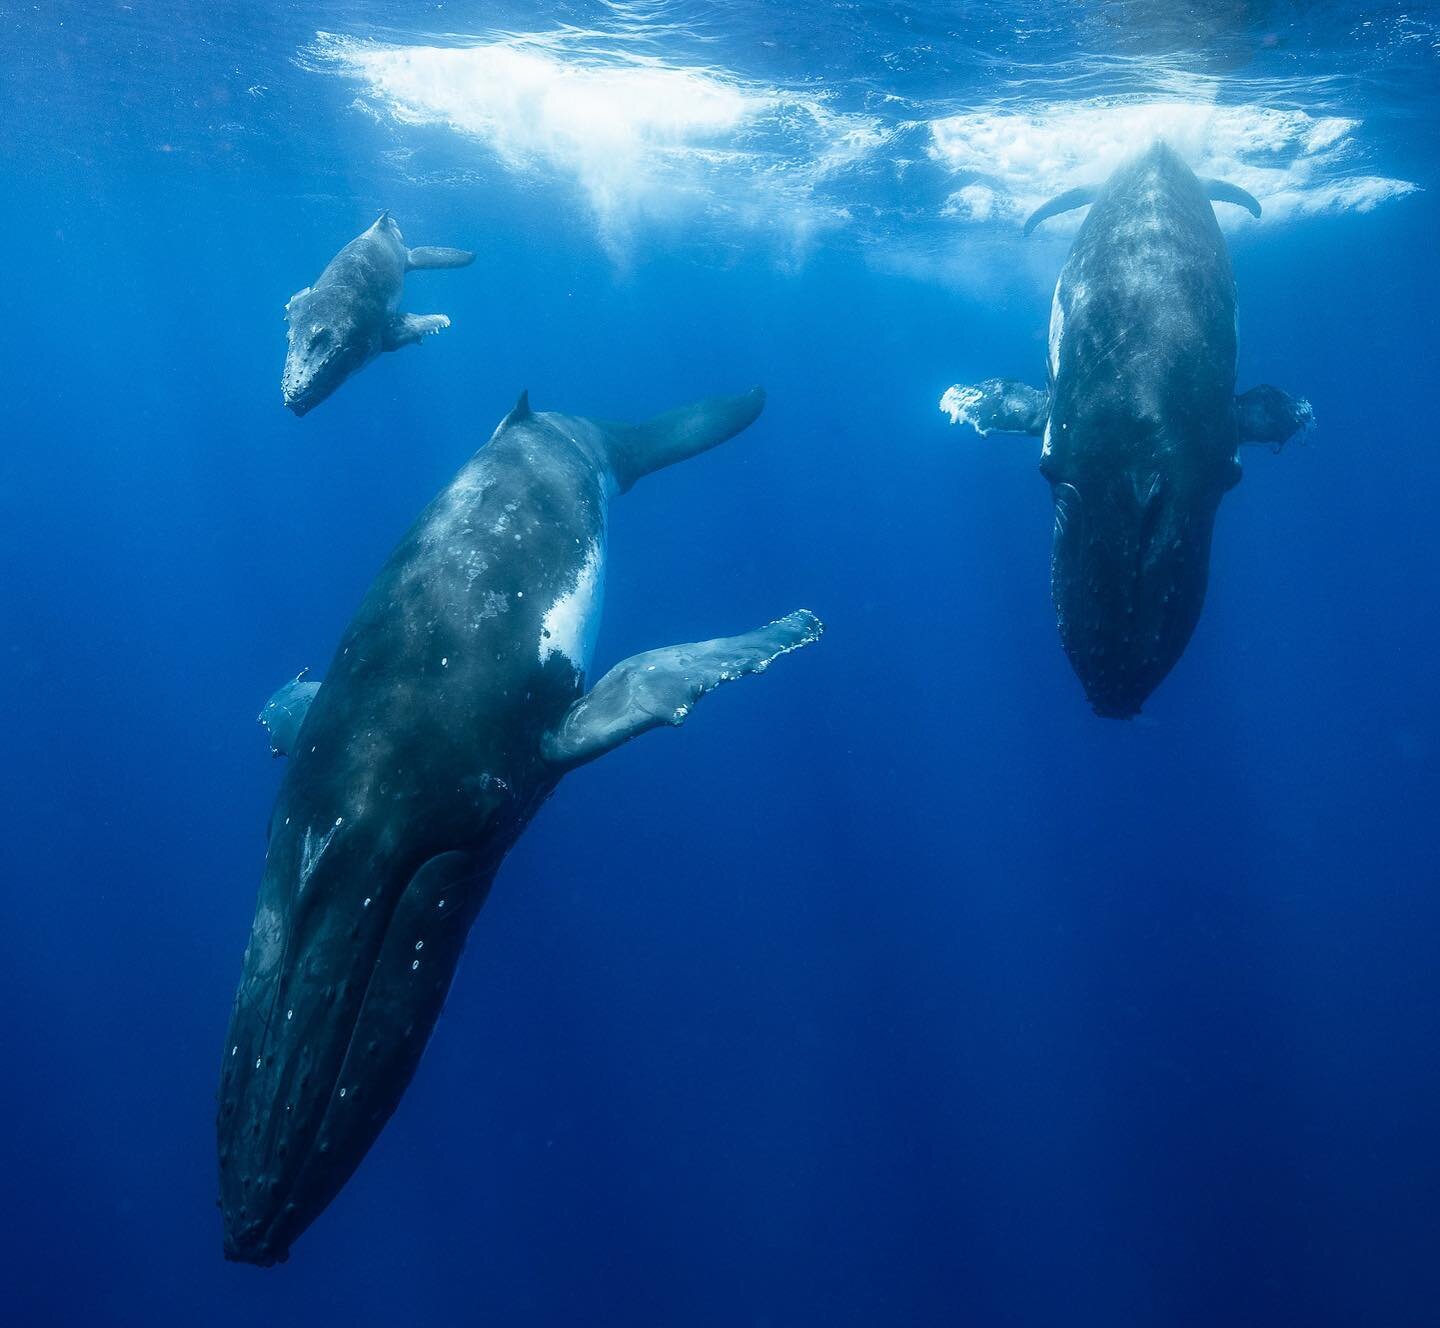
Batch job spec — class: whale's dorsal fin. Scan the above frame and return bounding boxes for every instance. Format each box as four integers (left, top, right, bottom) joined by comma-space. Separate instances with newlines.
1201, 178, 1262, 219
540, 610, 823, 769
1023, 186, 1098, 236
503, 389, 532, 427
600, 387, 765, 493
406, 246, 476, 271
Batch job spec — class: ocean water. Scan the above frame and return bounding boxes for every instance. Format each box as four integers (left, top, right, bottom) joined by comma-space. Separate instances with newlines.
2, 1, 1438, 1323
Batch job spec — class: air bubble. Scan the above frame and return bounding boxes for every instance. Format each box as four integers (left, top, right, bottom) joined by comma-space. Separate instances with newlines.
411, 959, 420, 971
415, 940, 423, 951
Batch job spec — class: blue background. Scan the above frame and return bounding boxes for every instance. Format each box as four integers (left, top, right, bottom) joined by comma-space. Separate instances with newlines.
2, 3, 1437, 1324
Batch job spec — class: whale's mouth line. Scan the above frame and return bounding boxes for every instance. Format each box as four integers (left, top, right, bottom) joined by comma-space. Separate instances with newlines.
233, 856, 419, 1263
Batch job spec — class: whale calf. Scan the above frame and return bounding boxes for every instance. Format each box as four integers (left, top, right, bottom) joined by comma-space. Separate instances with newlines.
941, 143, 1312, 717
282, 213, 474, 416
219, 386, 822, 1264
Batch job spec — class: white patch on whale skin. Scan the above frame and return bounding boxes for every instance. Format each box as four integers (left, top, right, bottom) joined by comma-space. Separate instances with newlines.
939, 384, 988, 433
539, 539, 603, 671
1048, 279, 1066, 380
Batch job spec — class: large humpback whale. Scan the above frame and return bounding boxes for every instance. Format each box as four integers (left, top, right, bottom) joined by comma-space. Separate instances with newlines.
282, 213, 474, 416
219, 387, 822, 1264
941, 143, 1312, 717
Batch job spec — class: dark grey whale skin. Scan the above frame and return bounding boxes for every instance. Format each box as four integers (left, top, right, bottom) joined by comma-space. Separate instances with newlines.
217, 389, 821, 1266
281, 213, 473, 416
1042, 143, 1243, 717
946, 144, 1310, 717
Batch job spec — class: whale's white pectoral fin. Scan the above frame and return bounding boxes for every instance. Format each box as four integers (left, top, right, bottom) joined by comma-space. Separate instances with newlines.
406, 246, 475, 271
1236, 384, 1314, 449
540, 610, 824, 769
384, 313, 450, 351
940, 379, 1049, 436
1201, 178, 1262, 220
258, 670, 321, 758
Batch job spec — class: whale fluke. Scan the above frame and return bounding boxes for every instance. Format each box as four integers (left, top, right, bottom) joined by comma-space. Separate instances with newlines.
406, 245, 476, 270
541, 609, 824, 768
603, 387, 766, 492
1201, 178, 1262, 219
1023, 186, 1098, 236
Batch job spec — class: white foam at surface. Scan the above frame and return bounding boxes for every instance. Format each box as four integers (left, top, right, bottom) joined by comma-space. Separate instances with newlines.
926, 99, 1417, 230
309, 32, 882, 248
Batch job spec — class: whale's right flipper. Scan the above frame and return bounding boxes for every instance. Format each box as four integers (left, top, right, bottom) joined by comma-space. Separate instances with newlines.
940, 379, 1049, 436
1201, 178, 1262, 219
1023, 187, 1097, 236
1236, 384, 1314, 448
406, 246, 476, 270
602, 387, 766, 493
541, 610, 824, 769
259, 671, 321, 758
384, 313, 451, 350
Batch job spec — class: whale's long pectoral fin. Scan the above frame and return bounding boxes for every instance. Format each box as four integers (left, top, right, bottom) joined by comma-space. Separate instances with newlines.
258, 670, 321, 758
1236, 384, 1314, 449
601, 387, 766, 493
406, 246, 475, 270
1023, 187, 1097, 236
383, 313, 450, 351
1201, 178, 1262, 219
540, 610, 824, 769
940, 379, 1049, 436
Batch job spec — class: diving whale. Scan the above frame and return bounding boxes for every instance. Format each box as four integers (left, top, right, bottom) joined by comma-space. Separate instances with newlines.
940, 143, 1312, 718
282, 213, 474, 416
219, 386, 823, 1264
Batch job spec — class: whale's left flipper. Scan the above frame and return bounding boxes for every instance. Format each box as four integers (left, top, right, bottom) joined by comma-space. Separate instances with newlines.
1236, 384, 1314, 448
406, 246, 475, 270
541, 610, 824, 769
258, 671, 321, 758
940, 379, 1049, 436
384, 313, 450, 350
1201, 178, 1262, 219
1024, 187, 1097, 236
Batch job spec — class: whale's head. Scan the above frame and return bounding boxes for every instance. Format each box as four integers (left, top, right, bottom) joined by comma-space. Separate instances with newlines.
217, 797, 507, 1264
1045, 461, 1233, 719
281, 290, 370, 416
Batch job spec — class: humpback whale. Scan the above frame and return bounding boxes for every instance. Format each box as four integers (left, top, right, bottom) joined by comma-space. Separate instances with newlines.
941, 143, 1312, 717
281, 213, 474, 416
218, 387, 823, 1264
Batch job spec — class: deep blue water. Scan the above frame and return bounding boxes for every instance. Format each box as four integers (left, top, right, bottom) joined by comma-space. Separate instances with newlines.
3, 2, 1439, 1324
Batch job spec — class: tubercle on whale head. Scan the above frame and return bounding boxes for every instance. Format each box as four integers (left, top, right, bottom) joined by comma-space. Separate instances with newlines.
281, 303, 367, 416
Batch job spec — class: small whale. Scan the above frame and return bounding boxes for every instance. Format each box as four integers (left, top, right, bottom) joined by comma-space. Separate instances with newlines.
940, 143, 1312, 718
281, 212, 474, 415
219, 385, 823, 1264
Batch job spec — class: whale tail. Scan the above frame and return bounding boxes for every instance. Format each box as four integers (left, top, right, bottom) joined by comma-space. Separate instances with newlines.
602, 387, 766, 493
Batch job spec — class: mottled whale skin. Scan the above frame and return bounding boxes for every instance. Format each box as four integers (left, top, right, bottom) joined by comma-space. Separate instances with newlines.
282, 213, 474, 416
941, 143, 1311, 717
219, 388, 822, 1265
